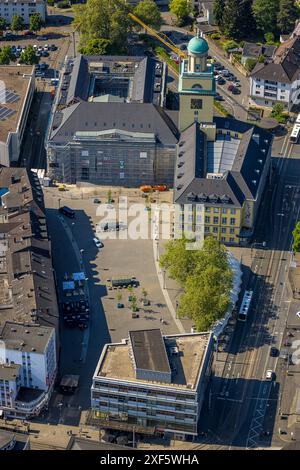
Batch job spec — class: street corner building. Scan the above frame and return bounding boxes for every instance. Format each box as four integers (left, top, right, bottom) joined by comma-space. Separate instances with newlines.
0, 66, 35, 167
174, 33, 273, 245
0, 167, 59, 419
90, 329, 214, 440
46, 55, 178, 187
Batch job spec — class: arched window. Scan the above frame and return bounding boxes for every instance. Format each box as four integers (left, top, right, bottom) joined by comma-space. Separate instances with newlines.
191, 83, 203, 90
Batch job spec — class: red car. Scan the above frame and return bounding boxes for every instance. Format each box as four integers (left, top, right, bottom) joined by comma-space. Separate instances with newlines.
228, 84, 235, 92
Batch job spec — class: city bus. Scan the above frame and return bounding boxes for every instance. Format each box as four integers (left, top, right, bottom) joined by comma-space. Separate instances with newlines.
290, 113, 300, 143
238, 290, 253, 322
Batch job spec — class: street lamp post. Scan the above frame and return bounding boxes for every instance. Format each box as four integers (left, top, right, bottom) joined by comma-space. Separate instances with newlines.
58, 198, 61, 209
163, 269, 166, 289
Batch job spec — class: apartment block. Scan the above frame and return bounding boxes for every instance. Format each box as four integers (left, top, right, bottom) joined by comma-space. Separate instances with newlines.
0, 0, 46, 24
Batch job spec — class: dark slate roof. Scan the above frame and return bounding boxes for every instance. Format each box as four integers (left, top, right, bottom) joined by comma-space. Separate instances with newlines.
66, 55, 89, 104
242, 42, 276, 59
129, 329, 171, 374
251, 36, 300, 83
50, 102, 179, 145
65, 55, 162, 106
174, 119, 273, 206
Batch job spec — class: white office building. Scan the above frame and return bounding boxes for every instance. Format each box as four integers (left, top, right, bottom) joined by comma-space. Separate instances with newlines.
91, 329, 214, 439
0, 322, 57, 418
0, 0, 46, 24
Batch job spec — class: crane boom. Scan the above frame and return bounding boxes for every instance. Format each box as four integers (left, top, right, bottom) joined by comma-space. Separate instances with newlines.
128, 13, 185, 59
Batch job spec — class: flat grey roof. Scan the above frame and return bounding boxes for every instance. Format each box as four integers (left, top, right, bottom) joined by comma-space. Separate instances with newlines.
129, 329, 171, 374
0, 322, 54, 354
0, 363, 20, 381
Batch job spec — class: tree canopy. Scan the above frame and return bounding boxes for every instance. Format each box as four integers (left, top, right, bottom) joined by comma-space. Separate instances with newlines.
169, 0, 192, 26
20, 45, 39, 65
29, 13, 44, 33
293, 222, 300, 252
11, 14, 24, 33
252, 0, 279, 34
79, 38, 113, 55
73, 0, 131, 54
214, 0, 255, 40
160, 236, 233, 330
277, 0, 298, 35
133, 0, 162, 30
0, 17, 6, 33
0, 46, 14, 65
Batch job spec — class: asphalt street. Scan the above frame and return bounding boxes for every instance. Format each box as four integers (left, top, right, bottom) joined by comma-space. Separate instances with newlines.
198, 141, 300, 449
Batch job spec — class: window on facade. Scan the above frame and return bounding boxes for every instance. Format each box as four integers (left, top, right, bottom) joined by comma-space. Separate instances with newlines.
191, 99, 203, 109
213, 227, 218, 233
229, 237, 235, 243
213, 217, 219, 224
230, 218, 235, 225
230, 209, 236, 214
221, 227, 226, 233
205, 226, 210, 232
205, 216, 210, 223
222, 217, 227, 224
221, 237, 226, 242
230, 228, 235, 234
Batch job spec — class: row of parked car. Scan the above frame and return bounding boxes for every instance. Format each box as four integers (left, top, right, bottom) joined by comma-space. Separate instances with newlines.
214, 62, 241, 95
9, 43, 57, 58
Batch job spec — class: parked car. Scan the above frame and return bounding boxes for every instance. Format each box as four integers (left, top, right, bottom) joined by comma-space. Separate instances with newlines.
232, 87, 241, 95
270, 347, 279, 357
233, 82, 241, 87
228, 84, 235, 92
265, 370, 274, 381
217, 77, 226, 85
93, 198, 101, 204
93, 237, 104, 248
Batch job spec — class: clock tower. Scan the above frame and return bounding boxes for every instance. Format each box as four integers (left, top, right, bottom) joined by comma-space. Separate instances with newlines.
178, 32, 216, 141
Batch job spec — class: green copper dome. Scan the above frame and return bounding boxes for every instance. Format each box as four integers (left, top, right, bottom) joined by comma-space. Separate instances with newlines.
187, 34, 209, 55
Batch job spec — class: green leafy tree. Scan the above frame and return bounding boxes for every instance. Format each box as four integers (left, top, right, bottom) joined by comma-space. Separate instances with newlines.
178, 265, 232, 330
258, 54, 265, 63
20, 45, 39, 64
264, 32, 275, 44
74, 0, 131, 53
221, 0, 255, 40
161, 236, 233, 330
252, 0, 279, 34
29, 13, 43, 34
293, 222, 300, 252
79, 38, 113, 55
245, 57, 257, 71
159, 237, 201, 287
0, 45, 14, 64
133, 0, 162, 30
213, 0, 225, 27
277, 0, 298, 34
169, 0, 192, 26
11, 14, 24, 34
0, 17, 6, 34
